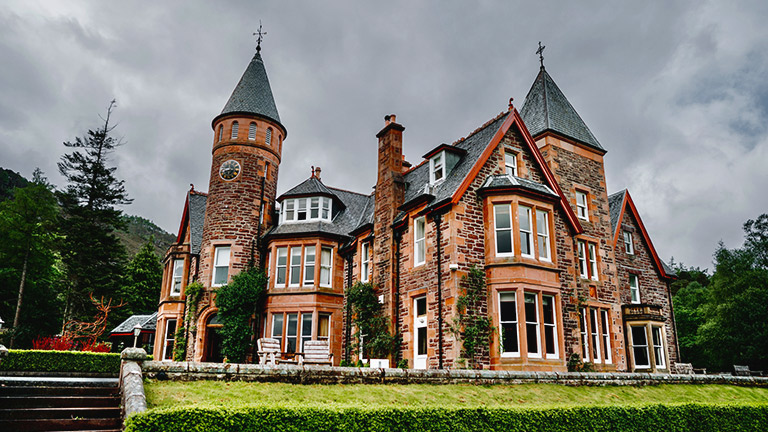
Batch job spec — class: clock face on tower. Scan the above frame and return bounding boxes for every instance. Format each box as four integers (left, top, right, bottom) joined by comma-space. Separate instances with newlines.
219, 159, 241, 181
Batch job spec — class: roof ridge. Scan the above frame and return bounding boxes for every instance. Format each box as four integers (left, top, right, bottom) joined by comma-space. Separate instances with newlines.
451, 111, 509, 146
326, 185, 371, 197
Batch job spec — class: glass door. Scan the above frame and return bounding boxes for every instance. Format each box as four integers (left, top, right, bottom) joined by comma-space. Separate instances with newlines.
413, 297, 427, 369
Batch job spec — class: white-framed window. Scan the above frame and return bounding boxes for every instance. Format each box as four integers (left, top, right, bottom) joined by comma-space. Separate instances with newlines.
271, 313, 283, 347
320, 246, 332, 287
631, 325, 650, 369
212, 246, 230, 287
629, 274, 640, 303
580, 307, 590, 361
542, 295, 558, 359
290, 247, 302, 286
590, 308, 601, 362
588, 243, 599, 281
266, 127, 272, 146
601, 310, 612, 364
281, 197, 333, 223
499, 292, 519, 357
304, 246, 315, 285
218, 125, 223, 142
285, 313, 298, 353
576, 191, 589, 220
162, 319, 177, 361
317, 313, 331, 342
536, 210, 551, 261
524, 292, 541, 358
414, 216, 426, 266
494, 204, 513, 256
519, 206, 534, 258
623, 231, 634, 255
231, 121, 239, 139
430, 151, 445, 184
275, 247, 288, 286
300, 313, 313, 352
171, 259, 184, 296
578, 241, 588, 279
505, 151, 517, 177
652, 326, 666, 369
361, 242, 371, 282
248, 122, 257, 140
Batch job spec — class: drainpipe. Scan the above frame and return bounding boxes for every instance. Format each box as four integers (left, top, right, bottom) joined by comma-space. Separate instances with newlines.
666, 279, 681, 364
394, 230, 402, 362
345, 254, 353, 363
434, 212, 444, 369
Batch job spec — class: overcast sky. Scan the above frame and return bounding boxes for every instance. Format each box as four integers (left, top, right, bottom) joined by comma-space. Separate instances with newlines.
1, 1, 766, 271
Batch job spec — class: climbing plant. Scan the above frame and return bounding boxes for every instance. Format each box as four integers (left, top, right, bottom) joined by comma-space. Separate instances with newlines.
215, 267, 267, 363
172, 281, 204, 362
346, 282, 398, 359
450, 266, 493, 369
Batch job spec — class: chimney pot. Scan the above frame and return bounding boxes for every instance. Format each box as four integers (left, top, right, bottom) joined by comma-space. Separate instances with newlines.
315, 167, 321, 180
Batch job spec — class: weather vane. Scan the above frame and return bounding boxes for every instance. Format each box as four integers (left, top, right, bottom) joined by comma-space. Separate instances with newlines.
536, 41, 546, 68
254, 21, 267, 53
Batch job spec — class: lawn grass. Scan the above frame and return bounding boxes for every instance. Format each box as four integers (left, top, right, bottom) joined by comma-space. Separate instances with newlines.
144, 381, 768, 409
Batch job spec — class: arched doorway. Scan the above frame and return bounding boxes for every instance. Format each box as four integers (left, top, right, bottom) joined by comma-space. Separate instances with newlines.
203, 313, 224, 363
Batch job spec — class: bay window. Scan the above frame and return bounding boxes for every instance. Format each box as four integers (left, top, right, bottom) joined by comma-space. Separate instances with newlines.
494, 204, 513, 256
212, 246, 230, 287
171, 259, 184, 296
524, 292, 540, 358
320, 246, 332, 287
281, 197, 333, 223
304, 246, 315, 285
285, 313, 298, 353
301, 313, 313, 352
542, 295, 558, 358
275, 247, 287, 286
162, 319, 177, 361
652, 326, 666, 368
631, 326, 650, 369
499, 292, 519, 357
536, 210, 551, 261
290, 247, 302, 286
318, 313, 331, 342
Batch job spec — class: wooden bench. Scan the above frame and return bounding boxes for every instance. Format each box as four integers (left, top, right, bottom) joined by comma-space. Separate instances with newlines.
734, 365, 764, 377
298, 340, 333, 366
257, 338, 298, 366
673, 363, 694, 375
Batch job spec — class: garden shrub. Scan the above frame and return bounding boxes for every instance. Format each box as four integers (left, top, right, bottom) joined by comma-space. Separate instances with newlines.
0, 349, 120, 374
125, 403, 768, 432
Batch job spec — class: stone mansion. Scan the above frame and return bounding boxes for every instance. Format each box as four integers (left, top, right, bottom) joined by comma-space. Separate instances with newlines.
154, 43, 679, 373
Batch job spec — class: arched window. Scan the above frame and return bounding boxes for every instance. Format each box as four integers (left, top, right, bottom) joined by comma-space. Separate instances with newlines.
249, 122, 257, 140
218, 125, 223, 142
265, 127, 272, 146
231, 121, 239, 139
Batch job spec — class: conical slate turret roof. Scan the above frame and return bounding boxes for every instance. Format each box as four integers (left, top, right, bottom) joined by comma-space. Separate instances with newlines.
520, 67, 603, 151
215, 52, 282, 129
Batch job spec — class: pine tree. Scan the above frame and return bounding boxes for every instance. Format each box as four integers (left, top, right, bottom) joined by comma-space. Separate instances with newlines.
0, 169, 62, 347
57, 100, 132, 325
120, 236, 162, 319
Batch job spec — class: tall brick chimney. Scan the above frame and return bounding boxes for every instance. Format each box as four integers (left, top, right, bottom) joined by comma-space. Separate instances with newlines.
373, 114, 405, 324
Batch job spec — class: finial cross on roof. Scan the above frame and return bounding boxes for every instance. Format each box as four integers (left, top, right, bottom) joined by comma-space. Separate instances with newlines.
254, 21, 267, 53
537, 41, 546, 68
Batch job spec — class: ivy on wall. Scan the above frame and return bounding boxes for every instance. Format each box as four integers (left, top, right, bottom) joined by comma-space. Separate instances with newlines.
345, 282, 398, 360
172, 281, 204, 362
215, 267, 267, 363
451, 266, 493, 369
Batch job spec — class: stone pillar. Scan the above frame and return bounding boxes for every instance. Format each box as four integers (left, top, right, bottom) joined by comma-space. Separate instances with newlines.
120, 348, 148, 419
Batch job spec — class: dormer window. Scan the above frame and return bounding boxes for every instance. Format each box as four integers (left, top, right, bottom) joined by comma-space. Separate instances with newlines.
281, 197, 333, 223
430, 151, 445, 184
249, 122, 257, 140
231, 121, 239, 139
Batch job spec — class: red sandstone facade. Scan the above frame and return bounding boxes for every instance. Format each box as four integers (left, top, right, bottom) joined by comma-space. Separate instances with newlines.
154, 49, 678, 373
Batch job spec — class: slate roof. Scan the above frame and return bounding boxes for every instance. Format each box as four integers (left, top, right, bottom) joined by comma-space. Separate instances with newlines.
218, 52, 282, 127
189, 193, 207, 255
479, 174, 559, 198
608, 189, 627, 233
520, 67, 604, 151
401, 112, 510, 209
109, 312, 157, 335
267, 183, 372, 240
278, 176, 336, 201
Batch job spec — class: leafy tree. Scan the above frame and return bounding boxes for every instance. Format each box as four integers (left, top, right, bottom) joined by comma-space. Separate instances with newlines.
698, 217, 768, 372
119, 236, 162, 321
57, 100, 132, 326
0, 170, 62, 347
216, 267, 268, 363
346, 282, 398, 359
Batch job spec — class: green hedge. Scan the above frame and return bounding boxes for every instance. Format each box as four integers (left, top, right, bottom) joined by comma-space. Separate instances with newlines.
125, 404, 768, 432
0, 350, 121, 374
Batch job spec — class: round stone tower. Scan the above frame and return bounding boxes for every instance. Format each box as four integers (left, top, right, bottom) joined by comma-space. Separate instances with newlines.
198, 48, 286, 292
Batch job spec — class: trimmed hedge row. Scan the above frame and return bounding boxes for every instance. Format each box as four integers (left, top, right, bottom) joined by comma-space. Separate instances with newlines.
125, 404, 768, 432
0, 349, 121, 374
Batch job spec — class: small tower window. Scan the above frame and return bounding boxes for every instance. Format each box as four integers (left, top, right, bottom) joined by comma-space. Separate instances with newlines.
231, 121, 239, 139
218, 125, 223, 142
266, 127, 273, 146
249, 122, 257, 140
